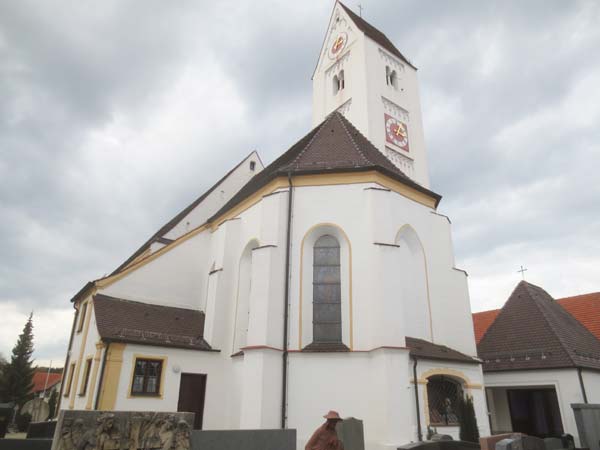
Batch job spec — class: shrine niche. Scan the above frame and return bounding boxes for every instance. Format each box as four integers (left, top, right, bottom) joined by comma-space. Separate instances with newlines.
51, 410, 194, 450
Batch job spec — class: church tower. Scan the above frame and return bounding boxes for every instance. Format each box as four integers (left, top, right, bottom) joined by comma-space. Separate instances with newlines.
312, 2, 431, 188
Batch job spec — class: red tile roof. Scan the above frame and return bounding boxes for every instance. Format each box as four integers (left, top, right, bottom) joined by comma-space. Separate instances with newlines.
473, 291, 600, 344
31, 370, 62, 394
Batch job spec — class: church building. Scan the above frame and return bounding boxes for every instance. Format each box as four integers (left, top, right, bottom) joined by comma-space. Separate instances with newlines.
58, 3, 491, 448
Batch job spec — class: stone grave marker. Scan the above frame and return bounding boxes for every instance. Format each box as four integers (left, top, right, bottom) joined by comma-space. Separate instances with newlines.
336, 417, 365, 450
543, 437, 564, 450
497, 438, 524, 450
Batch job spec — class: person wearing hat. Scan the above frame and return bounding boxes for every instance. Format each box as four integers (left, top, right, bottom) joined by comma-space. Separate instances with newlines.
305, 410, 344, 450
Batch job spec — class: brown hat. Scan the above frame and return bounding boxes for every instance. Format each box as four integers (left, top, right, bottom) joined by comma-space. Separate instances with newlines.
323, 410, 342, 420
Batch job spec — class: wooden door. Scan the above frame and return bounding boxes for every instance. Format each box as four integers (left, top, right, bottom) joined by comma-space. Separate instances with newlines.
177, 373, 207, 429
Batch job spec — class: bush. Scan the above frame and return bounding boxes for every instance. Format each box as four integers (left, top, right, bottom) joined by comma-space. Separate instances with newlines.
16, 412, 32, 432
457, 394, 479, 443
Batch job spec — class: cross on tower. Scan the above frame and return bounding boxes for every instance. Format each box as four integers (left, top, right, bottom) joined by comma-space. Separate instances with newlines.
517, 265, 528, 280
357, 4, 364, 17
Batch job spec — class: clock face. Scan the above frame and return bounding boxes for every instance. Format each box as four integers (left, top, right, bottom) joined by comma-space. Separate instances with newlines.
328, 33, 347, 59
384, 114, 409, 152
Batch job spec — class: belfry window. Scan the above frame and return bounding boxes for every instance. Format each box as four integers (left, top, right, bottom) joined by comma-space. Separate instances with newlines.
312, 235, 342, 343
386, 66, 398, 90
332, 71, 345, 95
427, 376, 463, 426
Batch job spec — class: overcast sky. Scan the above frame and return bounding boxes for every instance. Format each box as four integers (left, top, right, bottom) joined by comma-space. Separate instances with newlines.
1, 0, 599, 366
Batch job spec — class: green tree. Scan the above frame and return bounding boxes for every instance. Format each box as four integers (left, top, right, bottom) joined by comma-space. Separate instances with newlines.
1, 313, 35, 407
0, 353, 7, 402
458, 394, 480, 443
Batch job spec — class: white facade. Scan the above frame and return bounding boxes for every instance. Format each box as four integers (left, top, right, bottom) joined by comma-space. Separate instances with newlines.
312, 3, 430, 188
60, 3, 489, 449
485, 368, 600, 446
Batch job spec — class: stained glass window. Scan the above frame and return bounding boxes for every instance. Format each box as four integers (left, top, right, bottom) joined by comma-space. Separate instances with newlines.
313, 235, 342, 343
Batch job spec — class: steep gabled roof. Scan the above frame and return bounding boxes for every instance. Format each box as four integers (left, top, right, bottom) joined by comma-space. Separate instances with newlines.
111, 151, 260, 275
473, 292, 600, 344
338, 2, 416, 69
478, 281, 600, 371
93, 294, 213, 351
209, 111, 441, 222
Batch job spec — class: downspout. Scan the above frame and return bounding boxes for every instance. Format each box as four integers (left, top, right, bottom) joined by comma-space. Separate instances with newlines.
94, 342, 110, 410
56, 306, 78, 414
577, 367, 588, 404
281, 171, 294, 428
412, 356, 423, 442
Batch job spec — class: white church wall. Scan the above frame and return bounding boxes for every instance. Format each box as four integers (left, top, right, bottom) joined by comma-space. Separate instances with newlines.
163, 152, 263, 241
287, 349, 414, 450
484, 368, 586, 445
102, 230, 211, 310
581, 369, 600, 403
114, 344, 231, 430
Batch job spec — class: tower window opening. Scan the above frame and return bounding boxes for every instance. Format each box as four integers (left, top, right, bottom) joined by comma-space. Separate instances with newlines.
386, 66, 398, 89
332, 71, 345, 95
249, 161, 256, 171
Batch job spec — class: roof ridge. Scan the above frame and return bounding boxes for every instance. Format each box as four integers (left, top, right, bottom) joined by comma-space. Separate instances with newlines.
286, 113, 337, 169
335, 112, 372, 166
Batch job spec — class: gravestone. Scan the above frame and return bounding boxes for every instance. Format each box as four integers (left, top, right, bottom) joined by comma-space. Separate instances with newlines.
521, 436, 545, 450
336, 417, 365, 450
190, 429, 296, 450
572, 403, 600, 450
480, 434, 523, 450
51, 410, 194, 450
543, 438, 564, 450
431, 434, 453, 441
497, 438, 524, 450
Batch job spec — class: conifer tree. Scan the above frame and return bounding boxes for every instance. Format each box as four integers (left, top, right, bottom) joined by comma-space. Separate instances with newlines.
458, 394, 480, 443
2, 313, 35, 407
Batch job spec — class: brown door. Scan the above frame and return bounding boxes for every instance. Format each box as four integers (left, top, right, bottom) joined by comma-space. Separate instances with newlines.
177, 373, 207, 429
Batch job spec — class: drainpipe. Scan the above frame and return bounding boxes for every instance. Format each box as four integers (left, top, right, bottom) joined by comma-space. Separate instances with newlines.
281, 172, 294, 428
94, 342, 110, 410
412, 356, 423, 441
577, 367, 588, 404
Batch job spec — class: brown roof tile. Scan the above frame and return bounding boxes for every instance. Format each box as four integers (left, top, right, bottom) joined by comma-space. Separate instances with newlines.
338, 2, 416, 69
406, 337, 479, 364
209, 112, 441, 222
477, 281, 600, 371
93, 294, 213, 351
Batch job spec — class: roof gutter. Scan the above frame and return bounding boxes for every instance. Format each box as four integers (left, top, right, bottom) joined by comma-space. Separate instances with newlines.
281, 172, 293, 428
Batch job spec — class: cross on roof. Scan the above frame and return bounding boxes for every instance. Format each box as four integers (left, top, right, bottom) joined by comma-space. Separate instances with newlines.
357, 4, 363, 17
517, 265, 528, 280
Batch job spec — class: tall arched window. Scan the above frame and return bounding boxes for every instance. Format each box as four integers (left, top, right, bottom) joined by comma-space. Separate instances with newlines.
312, 235, 342, 343
427, 376, 463, 426
233, 240, 258, 353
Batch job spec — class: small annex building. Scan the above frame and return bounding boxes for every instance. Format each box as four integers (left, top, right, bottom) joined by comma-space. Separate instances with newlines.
475, 281, 600, 444
58, 3, 491, 449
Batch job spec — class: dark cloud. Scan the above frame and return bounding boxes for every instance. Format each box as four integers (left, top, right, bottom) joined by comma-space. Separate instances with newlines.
1, 0, 599, 362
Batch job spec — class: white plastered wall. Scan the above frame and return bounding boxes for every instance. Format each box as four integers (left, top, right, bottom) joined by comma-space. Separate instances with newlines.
484, 368, 594, 446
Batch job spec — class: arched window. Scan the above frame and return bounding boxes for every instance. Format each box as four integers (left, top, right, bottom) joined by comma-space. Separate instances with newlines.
389, 70, 398, 89
233, 240, 258, 353
312, 235, 342, 343
332, 74, 340, 95
427, 376, 463, 426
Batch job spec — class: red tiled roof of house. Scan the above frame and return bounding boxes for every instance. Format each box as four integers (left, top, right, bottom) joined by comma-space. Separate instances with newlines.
558, 292, 600, 340
31, 371, 62, 394
473, 291, 600, 344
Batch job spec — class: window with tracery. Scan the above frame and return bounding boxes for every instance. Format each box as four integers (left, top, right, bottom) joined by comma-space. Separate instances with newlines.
312, 235, 342, 343
427, 375, 462, 425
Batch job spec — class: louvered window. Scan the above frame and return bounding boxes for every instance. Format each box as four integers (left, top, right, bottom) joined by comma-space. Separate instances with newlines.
313, 235, 342, 343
